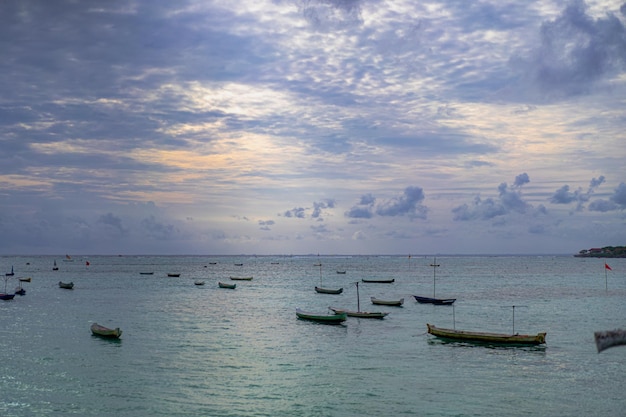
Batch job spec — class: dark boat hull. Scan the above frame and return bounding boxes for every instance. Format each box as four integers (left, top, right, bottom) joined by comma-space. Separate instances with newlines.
413, 295, 456, 305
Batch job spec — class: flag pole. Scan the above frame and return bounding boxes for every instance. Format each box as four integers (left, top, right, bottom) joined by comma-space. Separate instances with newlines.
605, 263, 608, 292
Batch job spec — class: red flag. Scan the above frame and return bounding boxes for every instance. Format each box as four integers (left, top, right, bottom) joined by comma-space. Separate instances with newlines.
605, 263, 612, 271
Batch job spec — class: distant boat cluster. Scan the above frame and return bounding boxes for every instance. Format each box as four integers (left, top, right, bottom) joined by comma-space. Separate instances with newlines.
5, 255, 582, 348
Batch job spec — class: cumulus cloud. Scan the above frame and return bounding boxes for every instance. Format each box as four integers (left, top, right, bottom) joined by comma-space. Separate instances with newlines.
345, 194, 376, 219
281, 199, 336, 220
282, 207, 307, 218
589, 182, 626, 212
346, 187, 428, 220
376, 186, 428, 219
549, 175, 606, 210
452, 173, 531, 221
312, 199, 336, 218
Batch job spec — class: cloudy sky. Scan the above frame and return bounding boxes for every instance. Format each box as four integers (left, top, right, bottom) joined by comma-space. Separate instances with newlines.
1, 0, 625, 256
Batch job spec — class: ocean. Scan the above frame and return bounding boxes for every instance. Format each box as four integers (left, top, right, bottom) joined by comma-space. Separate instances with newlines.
0, 255, 624, 416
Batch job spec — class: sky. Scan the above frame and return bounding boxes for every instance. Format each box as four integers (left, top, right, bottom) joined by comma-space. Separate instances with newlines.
1, 0, 625, 256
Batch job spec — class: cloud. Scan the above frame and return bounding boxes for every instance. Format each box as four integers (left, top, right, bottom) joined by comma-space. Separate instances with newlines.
299, 0, 363, 30
375, 186, 428, 219
589, 182, 626, 212
97, 212, 127, 236
511, 1, 626, 99
140, 215, 178, 240
549, 175, 606, 210
345, 193, 376, 219
281, 199, 336, 219
346, 187, 428, 220
312, 198, 336, 218
258, 219, 275, 231
282, 207, 307, 218
452, 174, 531, 221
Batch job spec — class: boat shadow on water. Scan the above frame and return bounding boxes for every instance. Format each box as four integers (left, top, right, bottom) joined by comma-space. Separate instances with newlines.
426, 337, 547, 352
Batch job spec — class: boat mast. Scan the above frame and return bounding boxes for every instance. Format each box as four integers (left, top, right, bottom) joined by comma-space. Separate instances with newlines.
430, 257, 440, 298
355, 281, 361, 312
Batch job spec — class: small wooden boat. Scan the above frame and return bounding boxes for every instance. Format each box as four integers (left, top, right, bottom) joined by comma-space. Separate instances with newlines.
194, 280, 205, 286
5, 266, 14, 276
296, 308, 347, 324
15, 286, 25, 296
167, 273, 181, 277
229, 276, 253, 281
336, 270, 347, 274
59, 281, 74, 289
90, 323, 122, 339
362, 278, 394, 283
139, 272, 154, 275
218, 281, 236, 289
427, 324, 546, 346
414, 258, 456, 305
329, 282, 389, 319
314, 262, 342, 294
234, 263, 244, 266
413, 295, 456, 305
315, 286, 343, 294
0, 293, 15, 300
371, 297, 404, 306
53, 260, 59, 271
209, 262, 218, 265
19, 277, 32, 282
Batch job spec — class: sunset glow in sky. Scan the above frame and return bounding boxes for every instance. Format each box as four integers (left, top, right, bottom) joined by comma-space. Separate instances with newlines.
1, 0, 625, 255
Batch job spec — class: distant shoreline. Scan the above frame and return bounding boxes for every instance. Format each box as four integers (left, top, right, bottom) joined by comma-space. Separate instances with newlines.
574, 246, 626, 258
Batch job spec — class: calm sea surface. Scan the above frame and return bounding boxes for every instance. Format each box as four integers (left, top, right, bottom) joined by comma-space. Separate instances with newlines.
0, 255, 624, 416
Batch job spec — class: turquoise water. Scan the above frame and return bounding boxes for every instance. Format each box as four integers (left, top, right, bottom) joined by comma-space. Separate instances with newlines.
0, 255, 624, 416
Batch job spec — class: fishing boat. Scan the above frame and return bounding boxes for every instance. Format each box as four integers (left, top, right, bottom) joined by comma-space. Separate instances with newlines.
229, 276, 253, 281
413, 258, 456, 305
90, 323, 122, 339
167, 273, 181, 277
371, 297, 404, 306
329, 282, 389, 319
315, 286, 343, 294
5, 266, 14, 276
218, 281, 236, 289
19, 277, 32, 282
362, 278, 394, 283
58, 281, 74, 289
427, 324, 546, 346
314, 262, 343, 294
194, 280, 205, 286
295, 308, 347, 324
53, 260, 59, 271
414, 295, 456, 305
